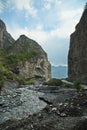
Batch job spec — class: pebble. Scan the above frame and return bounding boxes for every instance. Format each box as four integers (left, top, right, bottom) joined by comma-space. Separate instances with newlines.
52, 107, 57, 111
60, 113, 66, 117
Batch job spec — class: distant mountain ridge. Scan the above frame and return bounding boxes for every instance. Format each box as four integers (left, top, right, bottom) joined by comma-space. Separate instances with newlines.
51, 65, 68, 79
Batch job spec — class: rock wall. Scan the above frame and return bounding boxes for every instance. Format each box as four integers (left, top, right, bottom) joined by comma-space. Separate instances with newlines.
0, 19, 51, 83
10, 35, 51, 83
0, 19, 15, 49
68, 8, 87, 83
14, 55, 51, 83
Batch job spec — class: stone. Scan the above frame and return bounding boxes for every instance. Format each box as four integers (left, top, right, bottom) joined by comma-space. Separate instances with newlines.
0, 19, 15, 49
10, 35, 51, 83
0, 19, 51, 83
0, 82, 87, 130
0, 85, 47, 124
68, 8, 87, 83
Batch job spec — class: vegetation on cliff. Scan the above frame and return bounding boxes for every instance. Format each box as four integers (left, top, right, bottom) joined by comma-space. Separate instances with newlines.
0, 46, 41, 89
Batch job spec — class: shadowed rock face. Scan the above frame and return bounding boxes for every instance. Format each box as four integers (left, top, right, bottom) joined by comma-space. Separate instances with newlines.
0, 19, 15, 49
68, 8, 87, 83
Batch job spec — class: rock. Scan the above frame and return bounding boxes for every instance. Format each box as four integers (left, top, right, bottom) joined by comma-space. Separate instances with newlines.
68, 8, 87, 83
9, 35, 51, 83
0, 20, 51, 83
0, 19, 15, 49
39, 88, 77, 104
0, 82, 87, 130
73, 118, 87, 130
0, 86, 46, 124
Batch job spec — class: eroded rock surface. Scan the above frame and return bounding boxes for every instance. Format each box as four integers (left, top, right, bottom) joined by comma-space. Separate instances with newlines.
68, 8, 87, 83
0, 19, 51, 83
0, 81, 46, 124
0, 82, 87, 130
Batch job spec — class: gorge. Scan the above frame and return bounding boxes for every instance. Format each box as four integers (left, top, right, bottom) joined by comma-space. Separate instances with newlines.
0, 4, 87, 130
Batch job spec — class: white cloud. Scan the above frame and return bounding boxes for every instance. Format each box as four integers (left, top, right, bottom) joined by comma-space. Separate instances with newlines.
45, 0, 62, 4
44, 2, 51, 10
35, 23, 44, 30
43, 0, 62, 10
51, 62, 68, 67
0, 1, 4, 13
7, 24, 49, 44
50, 8, 83, 38
6, 1, 84, 65
7, 7, 83, 42
60, 8, 83, 21
9, 0, 37, 17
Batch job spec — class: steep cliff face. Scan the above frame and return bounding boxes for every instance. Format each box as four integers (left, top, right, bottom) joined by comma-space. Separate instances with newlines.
0, 19, 15, 49
68, 8, 87, 83
9, 35, 51, 83
0, 19, 51, 83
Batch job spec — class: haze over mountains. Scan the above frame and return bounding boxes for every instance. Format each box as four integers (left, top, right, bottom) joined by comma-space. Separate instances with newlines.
51, 65, 67, 79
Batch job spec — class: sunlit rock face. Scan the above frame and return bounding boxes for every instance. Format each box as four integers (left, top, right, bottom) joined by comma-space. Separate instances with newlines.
9, 35, 51, 83
0, 19, 51, 83
68, 8, 87, 83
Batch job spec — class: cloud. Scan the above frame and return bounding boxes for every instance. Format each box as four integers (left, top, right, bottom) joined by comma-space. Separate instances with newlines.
60, 8, 83, 21
8, 0, 37, 17
44, 2, 51, 10
45, 0, 62, 4
50, 8, 83, 38
35, 23, 44, 30
0, 1, 5, 13
7, 6, 83, 42
7, 23, 49, 43
43, 0, 62, 10
7, 23, 69, 65
5, 0, 84, 65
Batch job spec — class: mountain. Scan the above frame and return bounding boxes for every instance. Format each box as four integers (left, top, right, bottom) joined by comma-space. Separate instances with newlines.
0, 19, 15, 49
68, 7, 87, 83
0, 19, 51, 85
9, 34, 45, 55
51, 66, 68, 79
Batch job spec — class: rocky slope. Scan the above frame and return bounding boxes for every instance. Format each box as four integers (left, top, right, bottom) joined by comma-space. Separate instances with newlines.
68, 7, 87, 83
0, 81, 87, 130
0, 19, 51, 84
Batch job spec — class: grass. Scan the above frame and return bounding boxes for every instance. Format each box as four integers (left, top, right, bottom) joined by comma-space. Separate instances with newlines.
0, 48, 38, 92
6, 50, 41, 64
73, 79, 84, 92
14, 76, 34, 85
43, 78, 63, 86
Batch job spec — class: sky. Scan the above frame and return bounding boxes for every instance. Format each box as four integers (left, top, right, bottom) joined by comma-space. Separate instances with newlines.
0, 0, 86, 66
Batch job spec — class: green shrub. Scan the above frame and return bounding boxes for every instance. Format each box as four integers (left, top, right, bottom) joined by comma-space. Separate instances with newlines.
23, 78, 34, 85
44, 78, 63, 86
6, 50, 41, 64
64, 83, 73, 88
14, 76, 34, 85
73, 79, 83, 92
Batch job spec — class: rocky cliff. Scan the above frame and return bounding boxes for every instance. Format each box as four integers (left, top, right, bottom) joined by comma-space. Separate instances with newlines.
0, 19, 51, 84
7, 35, 51, 83
68, 7, 87, 83
0, 19, 15, 49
